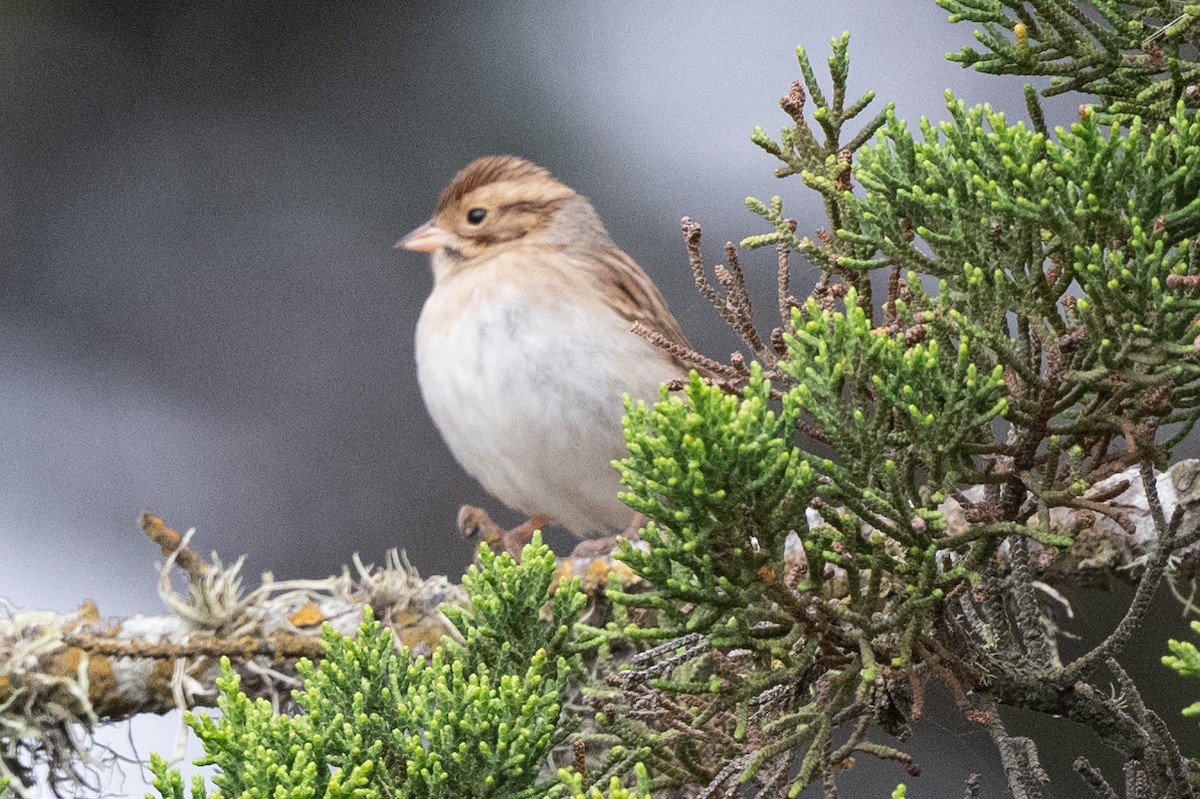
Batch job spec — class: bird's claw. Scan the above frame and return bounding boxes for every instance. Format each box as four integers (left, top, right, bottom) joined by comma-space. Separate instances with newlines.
456, 505, 549, 560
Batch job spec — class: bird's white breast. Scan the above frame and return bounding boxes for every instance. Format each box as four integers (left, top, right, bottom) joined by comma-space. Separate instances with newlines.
415, 259, 675, 534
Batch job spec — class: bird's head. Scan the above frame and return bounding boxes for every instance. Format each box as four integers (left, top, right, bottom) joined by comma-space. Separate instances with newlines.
396, 156, 582, 263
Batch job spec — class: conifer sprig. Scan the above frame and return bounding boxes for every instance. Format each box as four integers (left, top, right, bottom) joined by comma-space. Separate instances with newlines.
938, 0, 1200, 119
147, 536, 621, 799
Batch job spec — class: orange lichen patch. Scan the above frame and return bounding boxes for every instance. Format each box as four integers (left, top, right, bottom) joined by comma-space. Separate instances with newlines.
396, 618, 454, 656
582, 559, 614, 592
567, 553, 641, 594
37, 599, 135, 719
75, 600, 102, 626
48, 645, 128, 718
390, 607, 422, 627
289, 602, 326, 628
556, 534, 644, 594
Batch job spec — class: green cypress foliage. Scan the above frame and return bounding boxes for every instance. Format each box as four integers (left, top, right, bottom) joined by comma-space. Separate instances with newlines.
597, 9, 1200, 796
1163, 620, 1200, 719
145, 536, 637, 799
937, 0, 1200, 119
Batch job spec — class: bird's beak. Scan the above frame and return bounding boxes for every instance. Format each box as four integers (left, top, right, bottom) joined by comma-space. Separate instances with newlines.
395, 221, 450, 253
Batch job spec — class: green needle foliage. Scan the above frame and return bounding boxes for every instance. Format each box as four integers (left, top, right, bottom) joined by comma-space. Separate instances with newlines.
616, 365, 813, 620
850, 97, 1200, 459
145, 536, 630, 799
1164, 620, 1200, 718
937, 0, 1200, 119
594, 7, 1200, 798
604, 310, 1016, 795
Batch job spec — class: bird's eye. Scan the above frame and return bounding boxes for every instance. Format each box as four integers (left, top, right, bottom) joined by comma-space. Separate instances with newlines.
466, 208, 487, 225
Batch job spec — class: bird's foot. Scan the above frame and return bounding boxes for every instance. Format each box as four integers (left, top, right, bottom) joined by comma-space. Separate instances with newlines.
565, 513, 646, 559
456, 505, 550, 560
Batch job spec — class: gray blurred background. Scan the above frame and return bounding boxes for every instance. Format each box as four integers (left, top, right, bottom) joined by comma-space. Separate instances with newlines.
1, 2, 1192, 797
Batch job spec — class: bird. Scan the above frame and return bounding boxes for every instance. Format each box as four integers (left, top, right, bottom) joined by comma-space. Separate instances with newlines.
396, 155, 690, 553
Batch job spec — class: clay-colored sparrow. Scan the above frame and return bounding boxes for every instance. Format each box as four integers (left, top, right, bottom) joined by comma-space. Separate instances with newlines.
397, 156, 689, 544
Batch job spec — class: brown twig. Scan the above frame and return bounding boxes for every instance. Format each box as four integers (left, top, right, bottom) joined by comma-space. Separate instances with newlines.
1061, 459, 1188, 682
632, 322, 741, 380
777, 238, 796, 330
139, 511, 207, 579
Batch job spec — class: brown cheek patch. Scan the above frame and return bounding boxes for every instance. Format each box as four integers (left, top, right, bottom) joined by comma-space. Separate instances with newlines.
471, 201, 557, 247
473, 228, 529, 247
